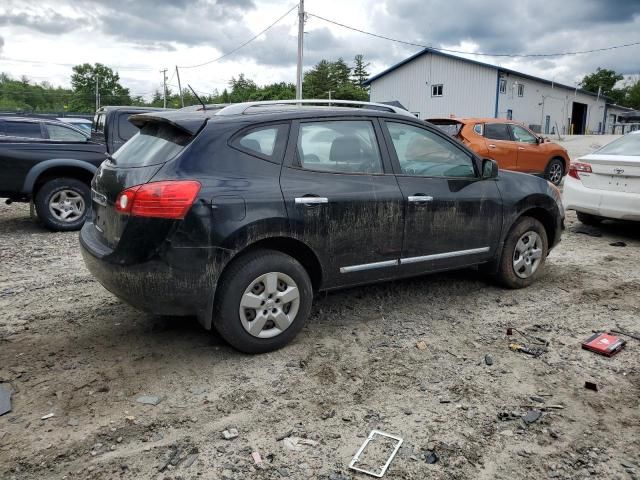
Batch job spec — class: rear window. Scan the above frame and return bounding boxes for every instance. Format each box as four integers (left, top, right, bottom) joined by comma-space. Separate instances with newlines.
484, 123, 511, 141
596, 133, 640, 155
428, 120, 462, 137
117, 115, 139, 141
93, 113, 105, 133
111, 122, 192, 167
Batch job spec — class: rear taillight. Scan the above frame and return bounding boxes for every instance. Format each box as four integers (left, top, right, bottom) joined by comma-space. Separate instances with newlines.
115, 180, 201, 219
568, 162, 592, 180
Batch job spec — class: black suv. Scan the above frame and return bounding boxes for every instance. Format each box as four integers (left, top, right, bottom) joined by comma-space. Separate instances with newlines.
80, 100, 564, 353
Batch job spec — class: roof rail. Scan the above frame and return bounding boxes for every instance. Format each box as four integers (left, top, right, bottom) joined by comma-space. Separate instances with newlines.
214, 99, 415, 117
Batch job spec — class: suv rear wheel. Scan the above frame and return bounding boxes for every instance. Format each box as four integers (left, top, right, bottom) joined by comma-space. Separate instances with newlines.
545, 158, 564, 185
496, 217, 548, 288
214, 249, 313, 353
35, 177, 90, 231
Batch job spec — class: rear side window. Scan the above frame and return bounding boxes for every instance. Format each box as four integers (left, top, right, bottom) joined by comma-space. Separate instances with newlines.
237, 127, 279, 156
117, 115, 138, 141
46, 124, 87, 142
484, 123, 511, 141
5, 121, 43, 139
111, 122, 191, 167
296, 120, 383, 174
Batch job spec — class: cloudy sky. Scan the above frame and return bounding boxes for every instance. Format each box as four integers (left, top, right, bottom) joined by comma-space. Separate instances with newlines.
1, 0, 639, 99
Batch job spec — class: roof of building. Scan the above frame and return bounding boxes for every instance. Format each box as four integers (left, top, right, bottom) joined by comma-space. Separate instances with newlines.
363, 47, 609, 100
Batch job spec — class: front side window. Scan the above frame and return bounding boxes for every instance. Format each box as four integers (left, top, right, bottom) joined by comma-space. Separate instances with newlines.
431, 84, 443, 97
511, 124, 537, 144
46, 124, 87, 142
484, 123, 511, 141
387, 122, 475, 178
5, 121, 42, 139
296, 121, 383, 174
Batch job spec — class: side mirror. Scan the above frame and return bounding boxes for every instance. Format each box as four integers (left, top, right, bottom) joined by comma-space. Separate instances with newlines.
482, 158, 499, 179
537, 136, 544, 144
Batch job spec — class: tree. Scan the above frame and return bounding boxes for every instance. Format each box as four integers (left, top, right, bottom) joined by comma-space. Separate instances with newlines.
352, 54, 370, 88
69, 63, 131, 112
627, 78, 640, 110
580, 68, 627, 105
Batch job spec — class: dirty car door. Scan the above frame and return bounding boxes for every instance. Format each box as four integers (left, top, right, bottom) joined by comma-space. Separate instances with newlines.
280, 118, 404, 288
382, 120, 502, 272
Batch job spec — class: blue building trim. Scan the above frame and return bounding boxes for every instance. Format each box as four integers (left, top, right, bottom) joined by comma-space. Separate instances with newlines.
494, 71, 501, 118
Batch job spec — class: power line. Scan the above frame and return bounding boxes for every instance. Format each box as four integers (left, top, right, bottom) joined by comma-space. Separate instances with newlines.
307, 12, 640, 58
1, 57, 155, 71
178, 4, 298, 69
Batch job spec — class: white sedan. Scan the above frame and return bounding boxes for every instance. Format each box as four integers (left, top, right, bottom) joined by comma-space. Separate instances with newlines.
563, 131, 640, 225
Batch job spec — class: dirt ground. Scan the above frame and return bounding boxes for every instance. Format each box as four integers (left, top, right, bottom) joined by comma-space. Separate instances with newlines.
1, 200, 639, 480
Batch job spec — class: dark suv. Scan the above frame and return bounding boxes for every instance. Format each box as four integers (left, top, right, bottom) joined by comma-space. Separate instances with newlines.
80, 100, 564, 353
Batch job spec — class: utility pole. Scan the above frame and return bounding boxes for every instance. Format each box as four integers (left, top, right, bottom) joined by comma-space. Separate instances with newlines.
326, 90, 333, 104
95, 75, 100, 111
175, 66, 184, 108
160, 68, 168, 108
295, 0, 305, 100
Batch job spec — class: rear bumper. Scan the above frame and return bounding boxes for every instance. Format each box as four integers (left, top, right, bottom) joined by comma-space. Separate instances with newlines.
563, 176, 640, 221
80, 220, 221, 318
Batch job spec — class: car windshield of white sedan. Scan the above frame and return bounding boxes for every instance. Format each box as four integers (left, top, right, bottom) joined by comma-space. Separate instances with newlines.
597, 133, 640, 155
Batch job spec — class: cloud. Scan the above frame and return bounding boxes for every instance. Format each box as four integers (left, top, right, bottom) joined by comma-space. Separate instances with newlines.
0, 10, 85, 34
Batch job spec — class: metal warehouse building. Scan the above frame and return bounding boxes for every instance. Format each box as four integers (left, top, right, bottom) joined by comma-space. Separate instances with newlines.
365, 48, 623, 135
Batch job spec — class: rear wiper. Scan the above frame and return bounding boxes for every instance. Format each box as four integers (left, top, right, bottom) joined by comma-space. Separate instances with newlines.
105, 152, 117, 165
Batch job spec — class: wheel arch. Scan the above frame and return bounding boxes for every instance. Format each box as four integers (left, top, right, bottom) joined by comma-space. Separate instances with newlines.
22, 160, 97, 196
519, 206, 557, 245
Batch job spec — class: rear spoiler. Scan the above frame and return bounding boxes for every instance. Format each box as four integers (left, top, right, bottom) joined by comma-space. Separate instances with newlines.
426, 118, 464, 137
129, 113, 207, 136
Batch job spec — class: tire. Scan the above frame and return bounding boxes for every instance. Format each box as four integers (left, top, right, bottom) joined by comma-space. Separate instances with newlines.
34, 178, 90, 231
576, 211, 603, 226
545, 158, 564, 186
213, 249, 313, 354
495, 216, 548, 289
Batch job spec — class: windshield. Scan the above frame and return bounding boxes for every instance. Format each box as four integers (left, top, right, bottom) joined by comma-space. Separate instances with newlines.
596, 133, 640, 156
111, 122, 192, 167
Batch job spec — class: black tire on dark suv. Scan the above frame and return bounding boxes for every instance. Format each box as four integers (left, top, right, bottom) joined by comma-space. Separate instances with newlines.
80, 100, 565, 353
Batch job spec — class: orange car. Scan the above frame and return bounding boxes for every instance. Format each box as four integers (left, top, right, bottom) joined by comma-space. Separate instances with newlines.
427, 118, 569, 185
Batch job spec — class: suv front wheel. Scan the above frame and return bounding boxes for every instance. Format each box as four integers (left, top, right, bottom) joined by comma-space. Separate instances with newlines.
496, 217, 548, 288
214, 249, 313, 353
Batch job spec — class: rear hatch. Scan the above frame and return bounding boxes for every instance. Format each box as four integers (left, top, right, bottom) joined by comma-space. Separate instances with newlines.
577, 134, 640, 193
90, 116, 201, 250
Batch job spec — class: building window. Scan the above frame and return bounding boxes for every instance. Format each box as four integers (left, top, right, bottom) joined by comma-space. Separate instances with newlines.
499, 78, 506, 94
517, 83, 524, 97
507, 109, 513, 120
431, 84, 443, 97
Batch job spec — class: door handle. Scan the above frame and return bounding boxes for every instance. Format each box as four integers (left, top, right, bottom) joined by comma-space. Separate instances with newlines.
295, 196, 328, 205
408, 195, 433, 203
518, 146, 525, 150
488, 144, 496, 148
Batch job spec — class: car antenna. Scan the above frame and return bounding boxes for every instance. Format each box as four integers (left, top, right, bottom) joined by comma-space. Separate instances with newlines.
187, 84, 206, 111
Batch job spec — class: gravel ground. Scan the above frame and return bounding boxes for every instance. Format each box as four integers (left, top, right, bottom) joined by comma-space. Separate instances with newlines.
0, 200, 639, 480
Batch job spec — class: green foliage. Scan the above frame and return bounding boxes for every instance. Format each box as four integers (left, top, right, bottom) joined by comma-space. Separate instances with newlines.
0, 73, 74, 112
69, 63, 131, 112
580, 68, 627, 105
627, 79, 640, 110
302, 55, 370, 100
352, 54, 370, 88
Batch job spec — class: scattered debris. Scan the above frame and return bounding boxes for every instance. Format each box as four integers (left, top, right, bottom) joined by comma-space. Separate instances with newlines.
0, 384, 12, 416
222, 428, 239, 440
611, 328, 640, 342
41, 413, 55, 420
484, 354, 494, 366
498, 411, 520, 421
136, 395, 163, 406
523, 409, 542, 424
506, 328, 513, 336
251, 451, 264, 468
276, 429, 294, 441
530, 396, 545, 403
584, 381, 598, 392
574, 227, 602, 237
609, 241, 626, 247
423, 450, 439, 464
509, 343, 546, 357
582, 333, 626, 356
416, 340, 427, 350
182, 453, 199, 468
283, 437, 319, 452
349, 430, 403, 478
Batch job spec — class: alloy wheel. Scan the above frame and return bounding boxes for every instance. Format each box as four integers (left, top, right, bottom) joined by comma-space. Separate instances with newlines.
548, 162, 563, 185
239, 272, 300, 339
49, 189, 85, 223
512, 230, 543, 279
